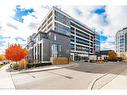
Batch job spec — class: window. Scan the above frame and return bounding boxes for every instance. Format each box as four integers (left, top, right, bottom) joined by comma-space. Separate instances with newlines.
55, 22, 70, 34
58, 45, 62, 52
55, 11, 70, 26
51, 44, 62, 57
51, 44, 58, 57
70, 44, 74, 50
54, 34, 56, 40
76, 37, 89, 46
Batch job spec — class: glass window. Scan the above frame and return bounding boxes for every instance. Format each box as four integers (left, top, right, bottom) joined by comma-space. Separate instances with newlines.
55, 11, 70, 26
55, 22, 70, 34
54, 34, 56, 40
51, 44, 58, 57
51, 44, 62, 57
58, 45, 62, 52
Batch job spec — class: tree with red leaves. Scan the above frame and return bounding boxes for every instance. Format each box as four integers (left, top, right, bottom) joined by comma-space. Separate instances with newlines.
5, 44, 28, 62
108, 50, 117, 59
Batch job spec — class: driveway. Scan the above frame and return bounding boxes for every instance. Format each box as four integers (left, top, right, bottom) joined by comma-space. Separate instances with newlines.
11, 62, 127, 89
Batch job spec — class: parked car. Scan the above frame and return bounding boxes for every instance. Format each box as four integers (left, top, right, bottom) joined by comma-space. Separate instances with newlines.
0, 61, 8, 65
3, 60, 8, 64
0, 62, 4, 65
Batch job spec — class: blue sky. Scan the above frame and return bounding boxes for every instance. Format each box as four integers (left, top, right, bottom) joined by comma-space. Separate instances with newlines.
0, 2, 127, 53
0, 5, 118, 52
12, 5, 108, 46
94, 6, 106, 15
13, 5, 34, 23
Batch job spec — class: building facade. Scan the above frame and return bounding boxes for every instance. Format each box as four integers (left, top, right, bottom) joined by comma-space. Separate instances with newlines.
27, 7, 100, 63
27, 33, 36, 63
116, 27, 127, 57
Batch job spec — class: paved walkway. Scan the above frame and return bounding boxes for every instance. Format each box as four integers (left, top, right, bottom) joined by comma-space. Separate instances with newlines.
101, 67, 127, 89
0, 64, 15, 89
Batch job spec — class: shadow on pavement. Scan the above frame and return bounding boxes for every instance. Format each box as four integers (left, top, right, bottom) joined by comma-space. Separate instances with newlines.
65, 62, 127, 76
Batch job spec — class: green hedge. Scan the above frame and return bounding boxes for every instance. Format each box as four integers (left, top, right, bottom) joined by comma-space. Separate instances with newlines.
27, 63, 52, 68
107, 57, 123, 62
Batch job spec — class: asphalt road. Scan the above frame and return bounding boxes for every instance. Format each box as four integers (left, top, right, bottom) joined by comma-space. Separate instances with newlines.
11, 62, 127, 89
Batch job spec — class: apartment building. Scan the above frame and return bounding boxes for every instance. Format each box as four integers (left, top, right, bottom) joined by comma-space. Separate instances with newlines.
116, 27, 127, 56
26, 33, 36, 63
27, 7, 100, 63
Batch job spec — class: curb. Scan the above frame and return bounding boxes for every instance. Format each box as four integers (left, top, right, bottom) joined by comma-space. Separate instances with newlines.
11, 64, 76, 75
88, 65, 127, 90
87, 73, 108, 90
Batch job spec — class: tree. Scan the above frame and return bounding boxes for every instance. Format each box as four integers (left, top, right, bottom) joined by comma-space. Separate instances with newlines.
5, 44, 28, 62
0, 54, 5, 61
120, 53, 126, 60
108, 50, 117, 60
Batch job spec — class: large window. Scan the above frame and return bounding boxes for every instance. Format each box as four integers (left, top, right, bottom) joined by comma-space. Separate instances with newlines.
76, 37, 89, 46
55, 11, 70, 26
51, 44, 57, 57
70, 44, 74, 50
51, 44, 62, 57
71, 22, 93, 35
55, 22, 70, 34
76, 45, 89, 52
71, 35, 74, 42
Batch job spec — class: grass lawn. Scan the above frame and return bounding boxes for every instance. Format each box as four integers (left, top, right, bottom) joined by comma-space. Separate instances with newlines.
0, 64, 6, 68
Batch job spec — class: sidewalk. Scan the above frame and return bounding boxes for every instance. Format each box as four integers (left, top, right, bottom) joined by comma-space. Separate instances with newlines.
11, 63, 77, 74
0, 64, 15, 89
101, 67, 127, 89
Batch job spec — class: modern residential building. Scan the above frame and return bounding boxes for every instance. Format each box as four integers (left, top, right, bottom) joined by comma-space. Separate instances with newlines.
26, 33, 36, 63
27, 6, 100, 64
116, 27, 127, 57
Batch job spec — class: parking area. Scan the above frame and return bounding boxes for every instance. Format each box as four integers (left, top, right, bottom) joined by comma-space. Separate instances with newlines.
11, 62, 127, 89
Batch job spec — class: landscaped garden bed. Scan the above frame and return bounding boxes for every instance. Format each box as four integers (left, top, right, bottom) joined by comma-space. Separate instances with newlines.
27, 63, 52, 69
10, 61, 52, 70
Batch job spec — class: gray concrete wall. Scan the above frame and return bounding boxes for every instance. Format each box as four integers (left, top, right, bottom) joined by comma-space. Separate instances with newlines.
48, 31, 70, 57
42, 39, 50, 61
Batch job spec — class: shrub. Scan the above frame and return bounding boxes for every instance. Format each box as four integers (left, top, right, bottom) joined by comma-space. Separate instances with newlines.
98, 61, 105, 64
116, 57, 123, 61
90, 60, 96, 63
107, 57, 123, 62
104, 59, 108, 62
27, 63, 34, 68
27, 63, 52, 68
11, 63, 19, 70
19, 59, 28, 69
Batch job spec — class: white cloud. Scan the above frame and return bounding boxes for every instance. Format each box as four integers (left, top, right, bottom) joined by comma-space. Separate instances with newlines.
100, 6, 127, 50
0, 1, 52, 51
60, 6, 127, 50
0, 1, 127, 52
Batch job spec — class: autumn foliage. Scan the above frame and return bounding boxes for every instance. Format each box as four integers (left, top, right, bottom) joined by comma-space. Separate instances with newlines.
5, 44, 28, 62
108, 50, 117, 60
19, 59, 28, 69
0, 54, 5, 61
